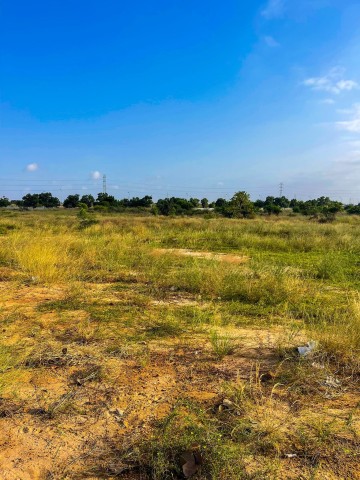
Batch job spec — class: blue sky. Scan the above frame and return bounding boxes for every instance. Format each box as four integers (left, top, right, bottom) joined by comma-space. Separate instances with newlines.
1, 0, 360, 201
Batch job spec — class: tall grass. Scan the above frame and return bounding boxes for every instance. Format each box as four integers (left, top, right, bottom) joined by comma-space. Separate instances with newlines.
1, 210, 359, 370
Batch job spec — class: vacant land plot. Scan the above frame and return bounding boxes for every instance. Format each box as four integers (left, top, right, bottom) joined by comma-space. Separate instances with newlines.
0, 210, 359, 479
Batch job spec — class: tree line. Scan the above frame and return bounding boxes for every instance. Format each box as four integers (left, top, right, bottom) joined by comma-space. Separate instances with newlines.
1, 191, 360, 219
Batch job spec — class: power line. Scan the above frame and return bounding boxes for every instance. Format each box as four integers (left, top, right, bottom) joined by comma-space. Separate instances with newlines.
1, 182, 359, 195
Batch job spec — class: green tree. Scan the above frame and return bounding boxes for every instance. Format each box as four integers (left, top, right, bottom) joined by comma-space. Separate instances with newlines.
80, 194, 95, 207
225, 191, 254, 218
274, 196, 290, 208
215, 198, 228, 208
95, 192, 117, 207
22, 192, 60, 208
346, 203, 360, 215
264, 203, 281, 216
63, 194, 80, 208
22, 193, 40, 208
189, 198, 200, 207
0, 197, 11, 207
38, 192, 60, 208
201, 198, 209, 208
156, 197, 194, 216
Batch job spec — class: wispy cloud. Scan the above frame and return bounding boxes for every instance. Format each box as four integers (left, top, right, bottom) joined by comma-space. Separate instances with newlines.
337, 104, 360, 133
303, 68, 358, 95
320, 98, 335, 105
264, 35, 280, 47
26, 162, 39, 172
261, 0, 285, 19
91, 170, 101, 180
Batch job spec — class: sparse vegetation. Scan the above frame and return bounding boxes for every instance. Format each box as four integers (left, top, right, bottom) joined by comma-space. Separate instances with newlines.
0, 209, 359, 479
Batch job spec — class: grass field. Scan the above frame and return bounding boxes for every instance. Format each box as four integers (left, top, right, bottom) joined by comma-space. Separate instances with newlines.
0, 209, 359, 479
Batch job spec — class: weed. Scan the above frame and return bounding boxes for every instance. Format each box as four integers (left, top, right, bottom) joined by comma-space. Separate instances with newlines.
209, 330, 236, 358
316, 254, 345, 281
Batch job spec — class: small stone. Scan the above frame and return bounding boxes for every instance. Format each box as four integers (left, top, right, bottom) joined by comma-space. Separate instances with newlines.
297, 340, 317, 356
261, 371, 275, 382
222, 398, 235, 409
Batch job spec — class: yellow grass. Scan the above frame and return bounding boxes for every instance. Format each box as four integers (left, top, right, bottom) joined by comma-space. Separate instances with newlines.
0, 210, 359, 479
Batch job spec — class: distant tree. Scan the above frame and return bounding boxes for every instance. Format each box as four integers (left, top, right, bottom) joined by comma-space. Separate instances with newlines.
224, 191, 254, 218
0, 197, 10, 207
22, 192, 60, 208
95, 193, 118, 207
22, 193, 40, 208
120, 195, 153, 208
201, 198, 209, 208
319, 201, 343, 222
273, 196, 290, 208
63, 194, 80, 208
156, 197, 194, 216
215, 198, 228, 208
290, 197, 343, 221
156, 198, 174, 216
316, 196, 332, 206
264, 203, 281, 216
254, 199, 265, 209
139, 195, 153, 207
38, 192, 60, 208
346, 203, 360, 215
265, 196, 275, 205
189, 198, 200, 207
80, 194, 95, 207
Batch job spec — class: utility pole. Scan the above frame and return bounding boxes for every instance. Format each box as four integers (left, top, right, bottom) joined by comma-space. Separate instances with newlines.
279, 182, 284, 197
103, 174, 107, 194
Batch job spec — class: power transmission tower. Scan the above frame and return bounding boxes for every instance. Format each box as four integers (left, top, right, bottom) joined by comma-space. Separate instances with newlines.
279, 182, 284, 197
103, 175, 107, 194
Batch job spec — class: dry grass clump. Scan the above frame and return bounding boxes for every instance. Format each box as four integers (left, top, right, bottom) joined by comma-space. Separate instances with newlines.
307, 296, 360, 373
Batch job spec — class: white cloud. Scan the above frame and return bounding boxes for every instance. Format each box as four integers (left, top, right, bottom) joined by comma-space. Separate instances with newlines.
337, 104, 360, 133
261, 0, 285, 19
336, 80, 358, 92
26, 163, 39, 172
336, 108, 353, 114
264, 35, 280, 47
303, 68, 358, 95
91, 170, 101, 180
320, 98, 335, 105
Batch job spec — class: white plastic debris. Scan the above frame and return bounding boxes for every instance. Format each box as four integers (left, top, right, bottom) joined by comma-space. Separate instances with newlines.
324, 376, 341, 388
297, 340, 317, 356
311, 362, 325, 369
